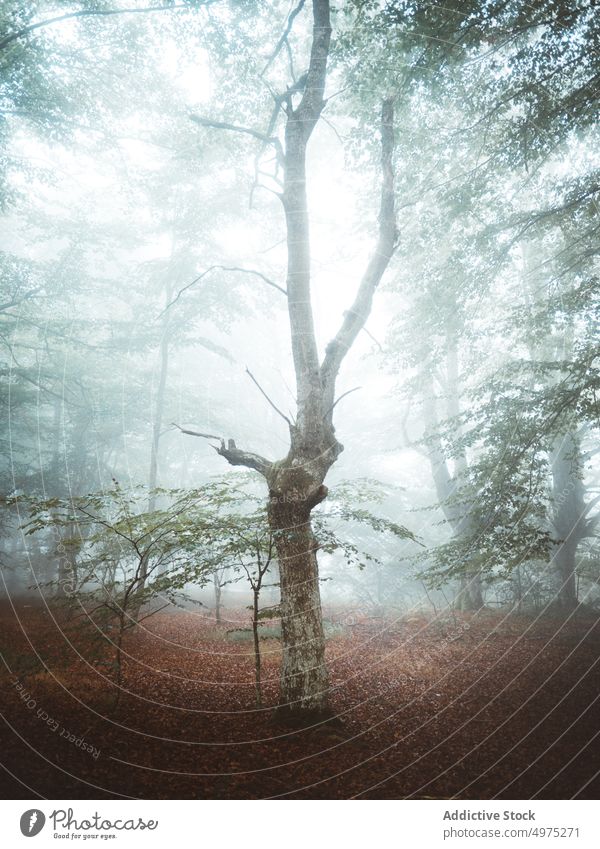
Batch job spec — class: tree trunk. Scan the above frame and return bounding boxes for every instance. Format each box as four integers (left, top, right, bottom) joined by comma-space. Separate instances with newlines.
148, 280, 171, 513
522, 244, 590, 612
251, 587, 262, 708
553, 538, 578, 610
455, 569, 484, 611
130, 551, 150, 624
186, 0, 397, 724
54, 523, 81, 613
512, 565, 524, 611
134, 280, 172, 616
423, 365, 484, 611
550, 430, 585, 611
213, 572, 222, 623
447, 337, 484, 610
268, 496, 330, 721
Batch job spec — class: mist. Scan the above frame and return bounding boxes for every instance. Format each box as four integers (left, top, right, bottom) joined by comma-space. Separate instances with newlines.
1, 0, 599, 801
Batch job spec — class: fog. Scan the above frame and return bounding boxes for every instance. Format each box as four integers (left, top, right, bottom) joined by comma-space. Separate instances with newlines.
1, 0, 599, 800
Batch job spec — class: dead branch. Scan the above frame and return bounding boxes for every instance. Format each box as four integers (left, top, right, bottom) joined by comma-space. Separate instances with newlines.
360, 323, 384, 351
190, 115, 284, 161
161, 264, 287, 315
215, 441, 273, 477
171, 424, 272, 477
324, 386, 362, 419
170, 423, 221, 441
245, 367, 293, 427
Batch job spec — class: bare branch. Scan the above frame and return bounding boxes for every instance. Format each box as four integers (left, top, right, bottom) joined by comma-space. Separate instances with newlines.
323, 386, 361, 419
245, 367, 292, 427
321, 115, 345, 146
216, 441, 273, 477
249, 162, 284, 208
260, 238, 286, 254
340, 311, 384, 351
170, 423, 221, 441
583, 492, 600, 518
284, 37, 296, 82
398, 399, 429, 458
360, 324, 384, 351
134, 603, 171, 625
190, 114, 284, 160
171, 424, 272, 477
161, 264, 287, 315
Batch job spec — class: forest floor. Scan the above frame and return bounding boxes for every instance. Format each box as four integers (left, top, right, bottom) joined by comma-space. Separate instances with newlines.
1, 599, 599, 799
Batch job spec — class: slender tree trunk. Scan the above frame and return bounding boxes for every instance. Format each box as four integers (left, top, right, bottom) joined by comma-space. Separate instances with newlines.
134, 281, 172, 619
455, 569, 483, 611
130, 551, 150, 624
512, 565, 524, 611
54, 523, 81, 615
447, 337, 483, 610
213, 572, 222, 623
264, 3, 336, 714
148, 280, 172, 512
251, 587, 262, 707
521, 243, 592, 612
423, 364, 483, 612
112, 614, 126, 711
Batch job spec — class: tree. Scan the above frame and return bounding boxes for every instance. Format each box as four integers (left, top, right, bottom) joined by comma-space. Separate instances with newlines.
210, 499, 276, 708
17, 481, 221, 700
204, 475, 416, 709
371, 0, 600, 613
177, 0, 398, 723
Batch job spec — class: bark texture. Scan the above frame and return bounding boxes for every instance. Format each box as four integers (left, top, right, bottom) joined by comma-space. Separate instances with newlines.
268, 484, 330, 719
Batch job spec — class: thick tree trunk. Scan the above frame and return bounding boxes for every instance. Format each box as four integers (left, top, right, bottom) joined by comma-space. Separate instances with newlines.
553, 538, 578, 610
550, 430, 585, 611
268, 496, 330, 721
455, 569, 484, 611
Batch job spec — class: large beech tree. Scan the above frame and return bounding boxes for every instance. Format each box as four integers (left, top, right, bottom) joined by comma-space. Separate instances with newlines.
181, 0, 397, 722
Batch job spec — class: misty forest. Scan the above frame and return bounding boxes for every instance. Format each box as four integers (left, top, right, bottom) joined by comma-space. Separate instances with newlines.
1, 0, 599, 800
